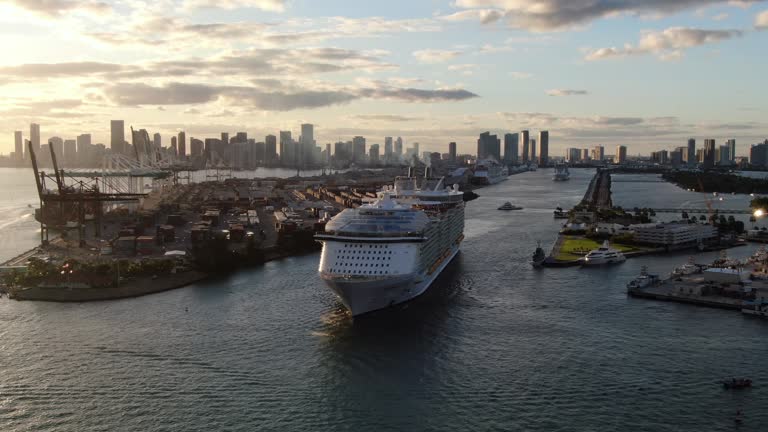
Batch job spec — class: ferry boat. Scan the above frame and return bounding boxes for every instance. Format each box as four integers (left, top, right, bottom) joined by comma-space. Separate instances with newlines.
498, 202, 523, 211
315, 173, 465, 316
582, 241, 626, 266
553, 163, 570, 181
472, 159, 509, 185
626, 266, 660, 290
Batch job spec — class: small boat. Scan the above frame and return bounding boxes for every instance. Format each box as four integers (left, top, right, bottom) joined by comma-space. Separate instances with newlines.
722, 378, 752, 390
553, 163, 570, 181
582, 241, 626, 266
553, 207, 568, 219
626, 266, 660, 290
531, 242, 546, 267
498, 202, 523, 211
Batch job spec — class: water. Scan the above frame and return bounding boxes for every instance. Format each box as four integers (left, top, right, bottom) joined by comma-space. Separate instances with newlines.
1, 168, 767, 431
0, 169, 42, 262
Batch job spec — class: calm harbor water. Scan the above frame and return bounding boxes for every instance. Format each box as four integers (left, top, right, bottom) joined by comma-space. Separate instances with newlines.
1, 168, 767, 431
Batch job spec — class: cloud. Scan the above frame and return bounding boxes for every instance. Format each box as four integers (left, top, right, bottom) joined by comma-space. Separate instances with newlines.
756, 10, 768, 29
101, 82, 478, 110
585, 27, 743, 60
440, 9, 503, 24
0, 62, 127, 79
351, 115, 424, 122
452, 0, 762, 31
712, 13, 729, 21
546, 89, 588, 96
448, 64, 477, 75
413, 49, 462, 63
6, 0, 110, 17
184, 0, 286, 12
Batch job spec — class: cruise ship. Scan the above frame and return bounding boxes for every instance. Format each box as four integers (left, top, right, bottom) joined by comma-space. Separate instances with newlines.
472, 159, 509, 185
316, 171, 465, 316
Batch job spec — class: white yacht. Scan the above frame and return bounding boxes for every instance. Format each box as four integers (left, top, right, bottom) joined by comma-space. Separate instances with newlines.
316, 173, 465, 316
582, 241, 626, 265
553, 163, 570, 181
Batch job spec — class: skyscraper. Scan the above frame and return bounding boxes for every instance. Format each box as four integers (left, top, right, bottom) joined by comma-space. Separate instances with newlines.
592, 145, 605, 161
178, 131, 187, 157
300, 124, 314, 166
279, 131, 292, 165
726, 139, 736, 164
153, 133, 161, 149
64, 139, 76, 164
171, 136, 177, 154
369, 144, 380, 164
110, 120, 124, 154
504, 133, 518, 164
687, 138, 696, 166
221, 132, 229, 146
76, 134, 91, 162
538, 131, 549, 166
703, 139, 716, 168
395, 137, 403, 156
266, 135, 277, 166
520, 130, 530, 164
352, 136, 366, 163
14, 131, 22, 161
384, 137, 393, 162
30, 123, 41, 157
530, 138, 537, 162
616, 145, 627, 164
448, 142, 457, 162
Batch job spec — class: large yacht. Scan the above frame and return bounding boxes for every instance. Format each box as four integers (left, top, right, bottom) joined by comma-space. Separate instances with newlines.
582, 241, 626, 266
315, 172, 465, 316
553, 163, 570, 181
472, 159, 509, 185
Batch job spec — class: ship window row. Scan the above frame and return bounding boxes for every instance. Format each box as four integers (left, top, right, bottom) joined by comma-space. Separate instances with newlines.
338, 250, 394, 255
330, 269, 391, 275
337, 256, 392, 261
334, 263, 391, 267
343, 244, 391, 249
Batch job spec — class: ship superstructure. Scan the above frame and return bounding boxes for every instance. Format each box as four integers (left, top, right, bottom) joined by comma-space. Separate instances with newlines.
316, 172, 465, 316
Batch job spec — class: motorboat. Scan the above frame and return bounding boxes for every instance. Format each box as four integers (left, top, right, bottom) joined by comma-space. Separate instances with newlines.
553, 207, 568, 219
498, 202, 523, 211
626, 266, 660, 290
582, 241, 626, 265
531, 242, 547, 267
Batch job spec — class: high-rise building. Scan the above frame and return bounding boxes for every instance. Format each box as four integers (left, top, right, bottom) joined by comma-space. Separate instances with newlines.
582, 148, 590, 161
703, 139, 716, 168
448, 142, 457, 162
265, 135, 277, 165
504, 133, 518, 164
616, 145, 627, 164
64, 139, 76, 164
30, 123, 41, 157
530, 138, 537, 162
190, 138, 203, 158
538, 130, 549, 166
394, 137, 403, 156
48, 137, 64, 159
687, 138, 696, 166
171, 136, 177, 154
279, 131, 293, 165
717, 145, 729, 165
300, 124, 314, 166
566, 148, 581, 163
110, 120, 124, 154
76, 134, 92, 162
234, 132, 247, 143
369, 144, 380, 164
726, 139, 736, 164
14, 131, 23, 161
352, 136, 366, 163
670, 149, 683, 166
221, 133, 229, 146
520, 130, 530, 164
384, 137, 393, 162
178, 131, 187, 157
477, 132, 501, 161
592, 145, 605, 161
751, 141, 768, 168
153, 133, 161, 149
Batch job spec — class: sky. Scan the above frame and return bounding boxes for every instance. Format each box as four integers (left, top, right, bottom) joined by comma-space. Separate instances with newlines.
0, 0, 767, 157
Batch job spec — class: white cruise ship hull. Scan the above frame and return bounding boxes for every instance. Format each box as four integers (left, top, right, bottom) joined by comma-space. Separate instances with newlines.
321, 245, 459, 316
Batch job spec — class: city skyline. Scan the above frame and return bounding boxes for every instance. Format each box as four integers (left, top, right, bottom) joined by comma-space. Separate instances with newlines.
1, 1, 767, 155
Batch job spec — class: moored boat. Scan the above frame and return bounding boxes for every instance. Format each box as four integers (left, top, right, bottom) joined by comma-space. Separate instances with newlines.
582, 241, 626, 266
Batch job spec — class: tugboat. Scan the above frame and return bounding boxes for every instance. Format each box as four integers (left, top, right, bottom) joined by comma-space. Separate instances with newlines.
498, 202, 523, 211
531, 242, 547, 267
626, 266, 660, 291
553, 207, 568, 219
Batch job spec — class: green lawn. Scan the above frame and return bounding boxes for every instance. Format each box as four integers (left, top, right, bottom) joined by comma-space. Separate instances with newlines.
555, 236, 637, 261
